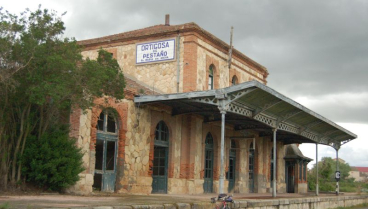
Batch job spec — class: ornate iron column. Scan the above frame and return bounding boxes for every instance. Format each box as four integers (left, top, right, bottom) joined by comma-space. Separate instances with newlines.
217, 94, 228, 194
316, 143, 319, 196
336, 148, 340, 195
272, 128, 277, 197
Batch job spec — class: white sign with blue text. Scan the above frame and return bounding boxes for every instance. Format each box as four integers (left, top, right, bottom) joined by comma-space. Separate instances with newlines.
136, 39, 176, 64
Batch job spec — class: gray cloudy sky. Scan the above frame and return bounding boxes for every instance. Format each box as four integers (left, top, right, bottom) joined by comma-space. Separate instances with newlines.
3, 0, 368, 167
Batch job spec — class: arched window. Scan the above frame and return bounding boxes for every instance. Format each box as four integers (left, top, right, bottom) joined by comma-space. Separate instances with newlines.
231, 75, 238, 86
97, 111, 117, 133
208, 65, 214, 90
155, 121, 169, 143
205, 133, 214, 145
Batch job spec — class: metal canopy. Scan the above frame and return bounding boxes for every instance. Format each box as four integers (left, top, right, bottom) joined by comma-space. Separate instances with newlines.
134, 80, 357, 150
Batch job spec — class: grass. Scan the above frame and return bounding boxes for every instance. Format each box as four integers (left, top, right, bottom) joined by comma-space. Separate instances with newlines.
0, 202, 9, 209
309, 180, 368, 193
334, 203, 368, 209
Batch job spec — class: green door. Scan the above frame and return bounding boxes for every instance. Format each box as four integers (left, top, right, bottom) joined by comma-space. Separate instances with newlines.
203, 133, 214, 193
152, 146, 168, 193
228, 140, 236, 192
93, 111, 118, 192
249, 143, 255, 193
152, 121, 169, 194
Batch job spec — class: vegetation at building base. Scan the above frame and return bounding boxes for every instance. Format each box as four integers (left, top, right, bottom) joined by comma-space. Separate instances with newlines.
0, 6, 125, 191
308, 157, 368, 193
21, 126, 84, 191
0, 202, 9, 209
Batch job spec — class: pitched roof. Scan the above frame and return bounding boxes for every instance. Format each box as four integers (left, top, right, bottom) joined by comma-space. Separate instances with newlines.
284, 144, 313, 161
352, 167, 368, 173
77, 22, 268, 76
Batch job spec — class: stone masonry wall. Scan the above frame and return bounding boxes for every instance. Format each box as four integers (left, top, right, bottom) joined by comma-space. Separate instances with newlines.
80, 32, 266, 95
81, 36, 184, 94
67, 108, 93, 194
70, 96, 290, 195
118, 101, 152, 194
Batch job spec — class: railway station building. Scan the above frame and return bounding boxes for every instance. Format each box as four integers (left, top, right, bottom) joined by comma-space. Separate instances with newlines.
68, 16, 357, 195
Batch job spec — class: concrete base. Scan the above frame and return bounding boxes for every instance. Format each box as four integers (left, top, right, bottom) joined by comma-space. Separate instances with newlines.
2, 193, 368, 209
232, 195, 368, 209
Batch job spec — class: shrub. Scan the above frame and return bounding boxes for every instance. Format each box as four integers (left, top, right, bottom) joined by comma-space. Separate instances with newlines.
22, 127, 84, 191
319, 181, 335, 192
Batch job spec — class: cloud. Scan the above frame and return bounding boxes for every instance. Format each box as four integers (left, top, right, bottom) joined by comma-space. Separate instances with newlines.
300, 123, 368, 168
3, 0, 367, 168
294, 92, 368, 123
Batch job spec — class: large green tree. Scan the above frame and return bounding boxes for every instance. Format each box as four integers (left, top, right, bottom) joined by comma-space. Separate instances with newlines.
0, 6, 125, 189
308, 157, 351, 191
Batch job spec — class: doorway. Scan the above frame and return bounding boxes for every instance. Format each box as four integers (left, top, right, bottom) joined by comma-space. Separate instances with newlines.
152, 121, 169, 193
203, 133, 214, 193
93, 111, 118, 192
228, 140, 236, 192
286, 162, 295, 193
248, 143, 255, 193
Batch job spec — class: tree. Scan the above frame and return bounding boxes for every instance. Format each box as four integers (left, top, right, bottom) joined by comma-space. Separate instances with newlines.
308, 157, 352, 192
0, 6, 125, 190
21, 126, 85, 191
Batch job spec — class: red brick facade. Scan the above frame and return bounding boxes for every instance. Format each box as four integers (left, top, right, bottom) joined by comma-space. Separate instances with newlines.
183, 35, 198, 92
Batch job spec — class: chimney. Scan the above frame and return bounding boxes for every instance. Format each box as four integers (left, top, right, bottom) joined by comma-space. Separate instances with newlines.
165, 14, 170, 26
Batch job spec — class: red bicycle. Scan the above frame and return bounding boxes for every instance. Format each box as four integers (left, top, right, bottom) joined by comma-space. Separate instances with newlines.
211, 194, 233, 209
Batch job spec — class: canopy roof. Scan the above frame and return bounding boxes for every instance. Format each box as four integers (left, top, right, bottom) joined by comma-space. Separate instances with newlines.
284, 144, 313, 161
134, 80, 357, 150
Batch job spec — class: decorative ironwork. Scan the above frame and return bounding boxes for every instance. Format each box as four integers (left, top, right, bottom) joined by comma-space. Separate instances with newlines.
330, 142, 341, 150
277, 122, 299, 134
341, 139, 353, 145
254, 114, 275, 127
227, 103, 253, 117
194, 97, 218, 105
226, 88, 256, 105
300, 131, 319, 141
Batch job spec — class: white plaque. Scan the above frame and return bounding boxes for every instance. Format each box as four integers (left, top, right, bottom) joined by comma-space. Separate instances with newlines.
136, 39, 176, 64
